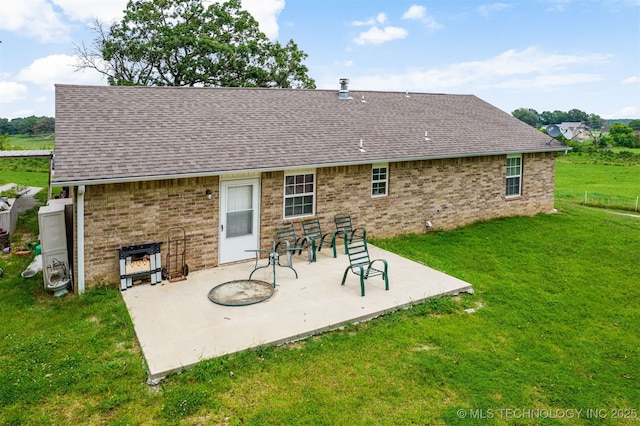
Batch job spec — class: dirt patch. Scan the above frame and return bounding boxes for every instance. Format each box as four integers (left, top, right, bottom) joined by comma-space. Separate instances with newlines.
13, 194, 43, 214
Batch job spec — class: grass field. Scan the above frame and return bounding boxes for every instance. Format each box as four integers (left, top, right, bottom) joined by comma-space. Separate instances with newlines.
3, 133, 55, 150
0, 146, 638, 424
555, 151, 640, 212
0, 135, 53, 189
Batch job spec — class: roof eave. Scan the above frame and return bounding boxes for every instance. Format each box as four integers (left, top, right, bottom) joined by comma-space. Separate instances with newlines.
52, 146, 570, 187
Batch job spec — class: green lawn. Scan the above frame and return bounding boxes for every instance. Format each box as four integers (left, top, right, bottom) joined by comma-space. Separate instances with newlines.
0, 201, 638, 424
3, 133, 55, 150
0, 149, 638, 424
0, 134, 52, 189
556, 152, 640, 212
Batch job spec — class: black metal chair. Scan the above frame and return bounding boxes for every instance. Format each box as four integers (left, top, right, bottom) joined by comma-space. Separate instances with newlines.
302, 218, 336, 261
333, 213, 366, 254
341, 229, 389, 296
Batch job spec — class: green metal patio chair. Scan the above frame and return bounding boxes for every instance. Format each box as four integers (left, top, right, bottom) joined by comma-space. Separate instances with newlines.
274, 222, 313, 263
302, 218, 336, 261
334, 212, 366, 254
341, 229, 389, 296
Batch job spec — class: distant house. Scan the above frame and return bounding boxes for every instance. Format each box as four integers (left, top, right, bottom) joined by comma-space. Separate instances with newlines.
558, 122, 589, 140
53, 83, 567, 291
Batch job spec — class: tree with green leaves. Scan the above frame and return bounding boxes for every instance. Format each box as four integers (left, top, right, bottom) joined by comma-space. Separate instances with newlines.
586, 113, 605, 130
564, 108, 589, 123
539, 110, 566, 126
33, 117, 56, 134
75, 0, 315, 89
628, 119, 640, 131
17, 116, 38, 137
512, 108, 539, 127
607, 123, 637, 148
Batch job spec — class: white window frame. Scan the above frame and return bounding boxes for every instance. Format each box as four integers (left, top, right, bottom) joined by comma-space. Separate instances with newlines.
371, 163, 388, 197
506, 154, 522, 197
283, 170, 316, 219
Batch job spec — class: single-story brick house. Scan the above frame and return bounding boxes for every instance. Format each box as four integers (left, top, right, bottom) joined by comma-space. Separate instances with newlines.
53, 83, 567, 292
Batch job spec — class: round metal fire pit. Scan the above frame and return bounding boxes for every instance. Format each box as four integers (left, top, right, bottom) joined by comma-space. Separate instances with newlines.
208, 279, 274, 306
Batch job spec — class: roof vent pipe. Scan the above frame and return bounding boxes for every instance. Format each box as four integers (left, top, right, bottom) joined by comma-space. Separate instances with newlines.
338, 78, 352, 99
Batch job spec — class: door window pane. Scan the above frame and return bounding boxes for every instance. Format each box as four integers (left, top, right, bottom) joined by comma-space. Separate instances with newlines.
227, 185, 253, 238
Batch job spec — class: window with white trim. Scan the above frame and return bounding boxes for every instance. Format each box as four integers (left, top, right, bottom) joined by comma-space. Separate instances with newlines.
284, 172, 315, 218
371, 164, 388, 197
506, 154, 522, 197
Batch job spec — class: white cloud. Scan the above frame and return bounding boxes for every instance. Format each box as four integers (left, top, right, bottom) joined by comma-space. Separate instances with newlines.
349, 47, 611, 92
402, 5, 442, 30
12, 109, 37, 118
241, 0, 285, 40
352, 13, 387, 27
21, 0, 283, 40
622, 76, 639, 84
17, 54, 106, 90
0, 82, 29, 103
477, 3, 511, 17
543, 0, 572, 12
52, 0, 128, 23
402, 5, 426, 20
353, 26, 408, 45
352, 18, 375, 27
0, 0, 69, 42
489, 73, 602, 89
602, 106, 638, 119
376, 13, 388, 25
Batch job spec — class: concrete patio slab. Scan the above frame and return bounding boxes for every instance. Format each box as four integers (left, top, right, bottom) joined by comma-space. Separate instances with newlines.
120, 245, 473, 383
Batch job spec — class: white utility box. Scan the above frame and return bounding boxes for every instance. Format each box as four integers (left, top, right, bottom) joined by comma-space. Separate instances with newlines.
38, 198, 73, 293
0, 197, 17, 236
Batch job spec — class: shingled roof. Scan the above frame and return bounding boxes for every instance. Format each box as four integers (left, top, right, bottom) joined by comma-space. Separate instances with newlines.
53, 84, 566, 185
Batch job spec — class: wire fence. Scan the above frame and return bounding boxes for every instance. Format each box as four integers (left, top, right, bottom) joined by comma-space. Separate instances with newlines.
558, 191, 640, 213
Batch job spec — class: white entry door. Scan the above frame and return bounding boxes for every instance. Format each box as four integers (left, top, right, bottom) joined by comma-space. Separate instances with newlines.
219, 178, 260, 264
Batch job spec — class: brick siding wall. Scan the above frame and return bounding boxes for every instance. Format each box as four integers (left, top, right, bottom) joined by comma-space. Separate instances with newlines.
79, 177, 218, 287
77, 153, 555, 288
266, 152, 555, 240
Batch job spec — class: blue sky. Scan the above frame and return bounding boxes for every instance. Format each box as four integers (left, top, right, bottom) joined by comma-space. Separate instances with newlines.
1, 0, 639, 120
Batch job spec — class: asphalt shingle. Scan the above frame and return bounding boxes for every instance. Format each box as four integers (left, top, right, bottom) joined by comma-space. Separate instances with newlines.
53, 85, 566, 184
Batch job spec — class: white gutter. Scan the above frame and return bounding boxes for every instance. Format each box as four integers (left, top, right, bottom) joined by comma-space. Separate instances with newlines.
77, 185, 85, 294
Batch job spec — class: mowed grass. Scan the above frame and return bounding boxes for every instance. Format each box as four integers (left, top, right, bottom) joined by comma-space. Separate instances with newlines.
0, 162, 50, 188
0, 201, 638, 424
555, 152, 640, 211
0, 134, 52, 187
0, 148, 638, 423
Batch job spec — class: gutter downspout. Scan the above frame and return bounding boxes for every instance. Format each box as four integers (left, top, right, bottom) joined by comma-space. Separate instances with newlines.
48, 154, 53, 200
77, 185, 85, 294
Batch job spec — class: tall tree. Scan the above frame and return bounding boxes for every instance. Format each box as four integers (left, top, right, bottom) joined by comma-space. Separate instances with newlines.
75, 0, 316, 89
628, 119, 640, 131
512, 108, 539, 127
33, 117, 56, 134
587, 113, 605, 130
17, 116, 38, 136
608, 123, 636, 148
539, 110, 567, 126
565, 108, 589, 123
